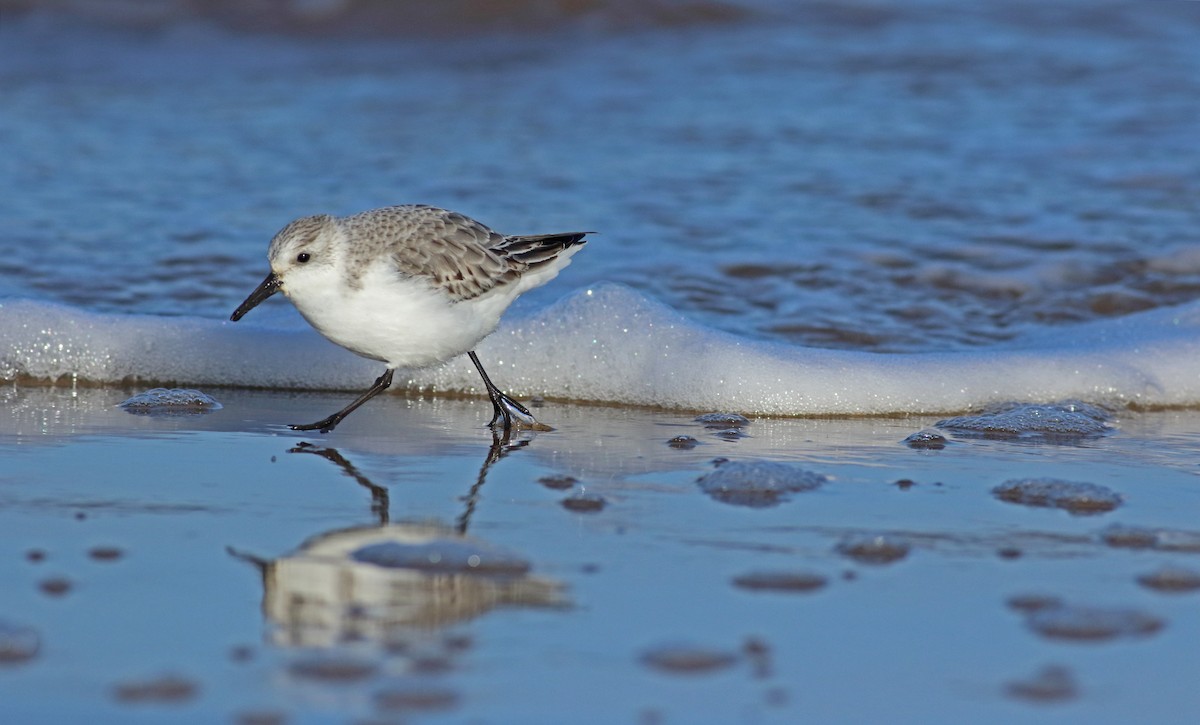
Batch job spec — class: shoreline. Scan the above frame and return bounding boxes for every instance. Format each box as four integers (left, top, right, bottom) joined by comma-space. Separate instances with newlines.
2, 386, 1198, 721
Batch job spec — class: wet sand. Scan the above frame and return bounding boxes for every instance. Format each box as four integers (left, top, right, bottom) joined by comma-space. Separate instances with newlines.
1, 385, 1198, 723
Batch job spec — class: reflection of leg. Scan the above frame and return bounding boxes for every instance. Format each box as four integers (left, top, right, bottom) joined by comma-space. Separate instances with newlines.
290, 369, 395, 433
455, 428, 532, 535
289, 442, 390, 524
468, 351, 534, 433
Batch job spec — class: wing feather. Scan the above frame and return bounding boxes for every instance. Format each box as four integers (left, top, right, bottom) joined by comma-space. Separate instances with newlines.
344, 205, 586, 302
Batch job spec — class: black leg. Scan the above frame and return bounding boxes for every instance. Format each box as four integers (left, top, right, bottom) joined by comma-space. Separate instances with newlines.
468, 351, 533, 433
290, 368, 395, 433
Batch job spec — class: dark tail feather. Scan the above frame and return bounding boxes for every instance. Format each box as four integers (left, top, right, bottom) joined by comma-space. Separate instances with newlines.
494, 232, 589, 268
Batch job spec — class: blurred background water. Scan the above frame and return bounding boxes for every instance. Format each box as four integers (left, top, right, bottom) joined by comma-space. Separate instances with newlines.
3, 0, 1199, 353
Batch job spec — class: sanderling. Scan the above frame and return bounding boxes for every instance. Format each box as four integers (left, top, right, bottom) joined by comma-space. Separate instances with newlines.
231, 204, 588, 433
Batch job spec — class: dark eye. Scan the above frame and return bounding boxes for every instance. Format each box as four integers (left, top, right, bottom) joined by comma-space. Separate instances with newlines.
296, 252, 311, 264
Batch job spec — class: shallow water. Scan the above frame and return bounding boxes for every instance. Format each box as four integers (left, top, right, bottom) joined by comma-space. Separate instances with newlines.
2, 387, 1200, 722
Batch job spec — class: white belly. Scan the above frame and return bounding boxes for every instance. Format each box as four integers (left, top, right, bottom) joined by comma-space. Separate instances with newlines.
284, 267, 515, 369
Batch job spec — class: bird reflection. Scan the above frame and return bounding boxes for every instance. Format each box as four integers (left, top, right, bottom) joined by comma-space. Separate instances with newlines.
234, 521, 567, 646
229, 430, 563, 648
288, 442, 391, 522
454, 431, 531, 534
286, 429, 532, 530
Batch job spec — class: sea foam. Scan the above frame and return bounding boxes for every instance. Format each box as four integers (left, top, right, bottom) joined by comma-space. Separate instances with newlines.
3, 283, 1200, 415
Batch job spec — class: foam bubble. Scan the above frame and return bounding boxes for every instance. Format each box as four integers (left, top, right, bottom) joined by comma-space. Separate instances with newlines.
732, 571, 828, 593
903, 430, 947, 449
6, 285, 1200, 415
640, 644, 739, 674
1136, 567, 1200, 594
992, 478, 1122, 515
561, 493, 606, 513
1023, 604, 1164, 642
112, 674, 199, 703
836, 534, 910, 565
696, 460, 826, 508
0, 621, 40, 664
1099, 524, 1200, 552
937, 401, 1111, 441
118, 388, 223, 414
1004, 665, 1078, 703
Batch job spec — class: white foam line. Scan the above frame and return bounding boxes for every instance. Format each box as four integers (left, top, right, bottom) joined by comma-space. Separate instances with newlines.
4, 283, 1200, 415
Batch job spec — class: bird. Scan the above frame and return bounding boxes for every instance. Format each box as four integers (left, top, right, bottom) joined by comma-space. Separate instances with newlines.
230, 204, 588, 434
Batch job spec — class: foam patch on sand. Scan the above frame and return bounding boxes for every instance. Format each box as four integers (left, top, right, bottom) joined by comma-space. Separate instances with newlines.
4, 283, 1200, 415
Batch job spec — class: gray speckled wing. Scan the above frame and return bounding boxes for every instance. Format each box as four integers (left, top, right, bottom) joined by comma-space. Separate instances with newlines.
344, 205, 585, 302
340, 205, 512, 301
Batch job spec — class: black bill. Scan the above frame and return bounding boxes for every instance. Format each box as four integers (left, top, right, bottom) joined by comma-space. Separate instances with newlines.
230, 272, 281, 321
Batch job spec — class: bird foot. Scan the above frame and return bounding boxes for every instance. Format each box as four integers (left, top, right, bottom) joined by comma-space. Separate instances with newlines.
489, 395, 553, 432
289, 416, 341, 433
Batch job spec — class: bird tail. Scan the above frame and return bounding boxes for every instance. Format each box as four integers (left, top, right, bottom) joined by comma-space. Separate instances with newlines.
494, 232, 589, 272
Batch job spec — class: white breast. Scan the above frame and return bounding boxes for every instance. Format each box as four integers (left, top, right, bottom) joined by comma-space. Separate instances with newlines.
283, 263, 518, 370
